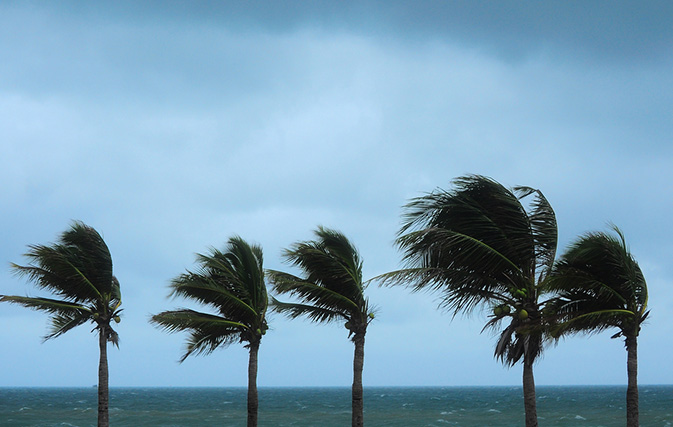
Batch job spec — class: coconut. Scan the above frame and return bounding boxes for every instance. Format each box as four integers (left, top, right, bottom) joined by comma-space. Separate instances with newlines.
518, 309, 529, 320
113, 316, 120, 323
493, 306, 503, 316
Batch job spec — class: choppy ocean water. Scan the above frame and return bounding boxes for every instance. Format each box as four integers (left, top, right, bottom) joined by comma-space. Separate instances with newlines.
0, 385, 671, 426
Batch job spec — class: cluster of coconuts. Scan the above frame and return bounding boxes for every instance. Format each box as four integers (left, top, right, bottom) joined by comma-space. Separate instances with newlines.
255, 324, 269, 336
492, 304, 528, 320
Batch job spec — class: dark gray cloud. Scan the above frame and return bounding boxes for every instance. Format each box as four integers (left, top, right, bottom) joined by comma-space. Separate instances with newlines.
16, 0, 672, 63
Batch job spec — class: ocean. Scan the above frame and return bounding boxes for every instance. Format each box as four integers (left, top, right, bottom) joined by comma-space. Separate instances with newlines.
0, 386, 671, 426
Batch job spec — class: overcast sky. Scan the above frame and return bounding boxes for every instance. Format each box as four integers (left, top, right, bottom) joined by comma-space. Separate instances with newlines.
1, 1, 672, 388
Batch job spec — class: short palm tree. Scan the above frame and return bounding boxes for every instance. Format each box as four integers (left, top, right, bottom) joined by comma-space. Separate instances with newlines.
1, 221, 122, 427
267, 227, 374, 427
546, 226, 648, 427
150, 236, 268, 427
379, 175, 558, 427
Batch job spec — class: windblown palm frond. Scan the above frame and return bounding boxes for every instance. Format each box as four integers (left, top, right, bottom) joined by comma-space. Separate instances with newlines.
150, 309, 246, 361
381, 175, 556, 323
280, 227, 365, 305
269, 296, 348, 323
514, 186, 558, 281
268, 271, 361, 315
10, 221, 115, 303
390, 176, 555, 308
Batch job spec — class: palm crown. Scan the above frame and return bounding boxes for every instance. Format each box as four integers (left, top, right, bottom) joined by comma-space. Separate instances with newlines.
151, 236, 268, 361
267, 226, 373, 336
546, 226, 648, 340
3, 221, 122, 344
388, 175, 557, 364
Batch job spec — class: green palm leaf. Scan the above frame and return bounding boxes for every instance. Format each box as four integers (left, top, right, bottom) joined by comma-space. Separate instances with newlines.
267, 270, 361, 316
151, 309, 246, 362
269, 297, 345, 323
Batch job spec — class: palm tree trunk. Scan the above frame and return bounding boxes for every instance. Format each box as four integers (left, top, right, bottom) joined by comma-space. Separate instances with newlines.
626, 335, 639, 427
247, 339, 260, 427
352, 332, 365, 427
522, 355, 538, 427
97, 326, 109, 427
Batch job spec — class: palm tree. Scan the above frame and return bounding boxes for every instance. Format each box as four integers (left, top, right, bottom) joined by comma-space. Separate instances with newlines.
267, 227, 374, 427
379, 175, 557, 427
1, 221, 122, 427
545, 226, 648, 427
150, 236, 268, 427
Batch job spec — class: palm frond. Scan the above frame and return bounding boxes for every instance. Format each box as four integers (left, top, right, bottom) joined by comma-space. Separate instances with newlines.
169, 272, 260, 324
281, 243, 363, 303
107, 327, 120, 348
110, 276, 122, 309
150, 309, 245, 362
199, 236, 267, 314
551, 308, 636, 338
267, 270, 360, 316
270, 296, 345, 323
46, 310, 92, 341
395, 227, 526, 305
10, 221, 115, 303
0, 295, 89, 315
494, 323, 519, 365
399, 175, 539, 277
514, 186, 558, 281
150, 309, 246, 334
180, 328, 241, 363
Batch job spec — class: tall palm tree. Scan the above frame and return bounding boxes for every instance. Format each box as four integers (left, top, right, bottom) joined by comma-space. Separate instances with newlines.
267, 227, 374, 427
546, 226, 648, 427
379, 175, 557, 427
1, 221, 122, 427
150, 236, 268, 427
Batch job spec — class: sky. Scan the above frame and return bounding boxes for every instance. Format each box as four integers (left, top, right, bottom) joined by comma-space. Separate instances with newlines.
1, 0, 672, 388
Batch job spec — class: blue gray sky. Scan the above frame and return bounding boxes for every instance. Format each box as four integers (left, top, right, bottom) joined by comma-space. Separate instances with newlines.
1, 1, 672, 388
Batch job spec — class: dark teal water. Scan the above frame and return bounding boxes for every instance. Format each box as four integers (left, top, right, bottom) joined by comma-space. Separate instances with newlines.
0, 386, 671, 426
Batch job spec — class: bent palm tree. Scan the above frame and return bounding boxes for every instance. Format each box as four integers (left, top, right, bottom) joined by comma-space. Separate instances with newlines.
379, 175, 557, 427
150, 236, 268, 427
267, 227, 374, 427
1, 221, 122, 427
546, 226, 648, 427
